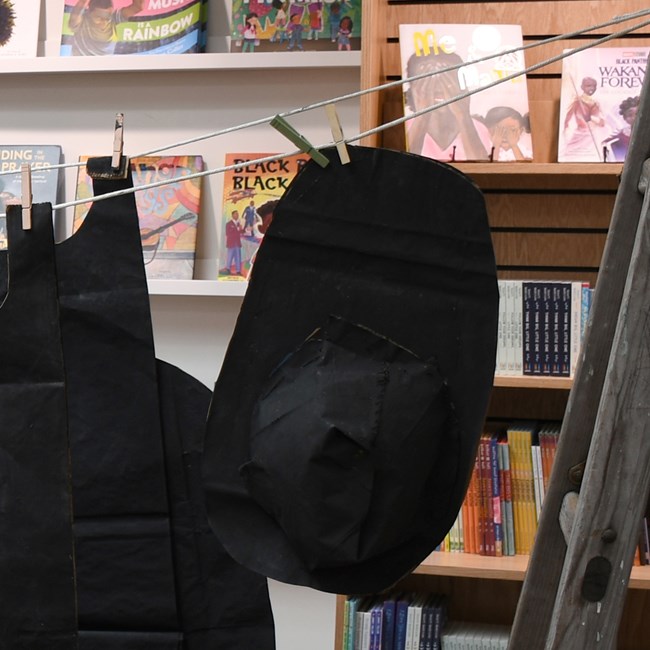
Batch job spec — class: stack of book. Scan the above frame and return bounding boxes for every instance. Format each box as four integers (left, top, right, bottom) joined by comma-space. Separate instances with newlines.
495, 279, 593, 378
341, 592, 447, 650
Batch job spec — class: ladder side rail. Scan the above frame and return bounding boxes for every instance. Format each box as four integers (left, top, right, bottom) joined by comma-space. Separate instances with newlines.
509, 59, 650, 650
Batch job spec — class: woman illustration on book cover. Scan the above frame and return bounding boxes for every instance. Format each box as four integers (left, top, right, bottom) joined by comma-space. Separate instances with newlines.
602, 95, 640, 162
404, 50, 492, 161
561, 75, 605, 160
67, 0, 144, 56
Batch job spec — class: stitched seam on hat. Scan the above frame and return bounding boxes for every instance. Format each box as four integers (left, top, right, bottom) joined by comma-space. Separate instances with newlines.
372, 361, 390, 446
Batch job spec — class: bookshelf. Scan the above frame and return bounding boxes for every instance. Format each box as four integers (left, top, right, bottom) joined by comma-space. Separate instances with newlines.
334, 1, 650, 649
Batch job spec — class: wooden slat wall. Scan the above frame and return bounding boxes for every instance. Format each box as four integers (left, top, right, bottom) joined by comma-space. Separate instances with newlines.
361, 0, 650, 158
358, 0, 640, 290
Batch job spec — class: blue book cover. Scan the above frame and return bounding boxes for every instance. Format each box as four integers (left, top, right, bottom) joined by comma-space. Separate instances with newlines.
0, 145, 62, 247
394, 594, 411, 650
381, 596, 397, 650
541, 283, 552, 375
431, 595, 447, 650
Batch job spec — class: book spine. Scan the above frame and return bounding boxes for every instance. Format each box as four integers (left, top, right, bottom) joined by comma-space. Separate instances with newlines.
570, 281, 582, 376
541, 283, 552, 375
500, 439, 516, 556
513, 281, 523, 374
523, 282, 534, 375
532, 283, 543, 375
560, 283, 571, 376
490, 434, 503, 557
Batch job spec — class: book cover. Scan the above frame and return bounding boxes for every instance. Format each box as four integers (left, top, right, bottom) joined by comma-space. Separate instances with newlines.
74, 154, 204, 280
0, 0, 40, 57
60, 0, 204, 56
399, 23, 532, 162
229, 0, 362, 53
219, 152, 308, 281
0, 145, 63, 248
558, 47, 648, 162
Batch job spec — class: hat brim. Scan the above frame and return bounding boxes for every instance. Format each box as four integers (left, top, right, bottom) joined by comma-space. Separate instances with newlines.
202, 145, 498, 594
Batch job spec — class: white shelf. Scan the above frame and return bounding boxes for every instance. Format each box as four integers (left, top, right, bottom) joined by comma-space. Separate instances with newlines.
147, 278, 247, 297
0, 51, 361, 75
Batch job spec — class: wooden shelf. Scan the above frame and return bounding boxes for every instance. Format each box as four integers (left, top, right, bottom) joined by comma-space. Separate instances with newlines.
147, 279, 246, 297
493, 375, 572, 390
0, 51, 361, 75
414, 552, 650, 590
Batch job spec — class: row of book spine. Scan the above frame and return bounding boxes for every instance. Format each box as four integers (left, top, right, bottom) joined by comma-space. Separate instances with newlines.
341, 592, 448, 650
439, 420, 560, 557
439, 421, 650, 563
495, 280, 593, 378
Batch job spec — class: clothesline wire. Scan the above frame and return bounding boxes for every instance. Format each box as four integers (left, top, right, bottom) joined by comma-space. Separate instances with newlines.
1, 8, 649, 215
7, 4, 648, 178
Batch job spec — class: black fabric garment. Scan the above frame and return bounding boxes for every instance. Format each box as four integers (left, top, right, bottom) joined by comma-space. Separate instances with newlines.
0, 204, 77, 649
202, 145, 499, 594
156, 360, 276, 650
55, 160, 180, 641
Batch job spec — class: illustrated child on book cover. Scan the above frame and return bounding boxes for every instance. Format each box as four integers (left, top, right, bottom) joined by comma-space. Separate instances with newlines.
66, 0, 144, 56
481, 106, 532, 161
337, 15, 352, 51
399, 24, 532, 163
307, 2, 322, 41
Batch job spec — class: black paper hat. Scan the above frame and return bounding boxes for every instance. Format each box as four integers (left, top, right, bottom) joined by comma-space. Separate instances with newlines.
202, 146, 498, 594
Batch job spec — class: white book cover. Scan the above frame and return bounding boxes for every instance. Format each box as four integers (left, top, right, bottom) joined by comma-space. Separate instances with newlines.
0, 0, 40, 57
558, 47, 648, 162
399, 23, 532, 162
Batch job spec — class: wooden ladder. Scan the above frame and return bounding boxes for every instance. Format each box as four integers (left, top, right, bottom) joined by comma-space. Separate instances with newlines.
508, 59, 650, 649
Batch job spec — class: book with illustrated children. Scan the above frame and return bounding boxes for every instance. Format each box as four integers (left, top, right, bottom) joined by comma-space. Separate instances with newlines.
398, 23, 532, 162
0, 145, 63, 249
229, 0, 361, 53
0, 0, 40, 57
558, 47, 648, 162
219, 152, 308, 281
74, 155, 204, 279
60, 0, 206, 56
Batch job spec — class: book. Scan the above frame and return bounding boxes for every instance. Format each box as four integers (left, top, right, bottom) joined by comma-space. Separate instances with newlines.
74, 155, 204, 280
229, 0, 362, 53
0, 0, 40, 57
60, 0, 205, 56
558, 46, 648, 162
219, 152, 308, 281
399, 23, 532, 162
0, 145, 63, 247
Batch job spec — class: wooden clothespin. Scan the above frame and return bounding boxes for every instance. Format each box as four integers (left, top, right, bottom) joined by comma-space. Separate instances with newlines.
270, 115, 330, 168
324, 104, 350, 165
21, 163, 32, 230
88, 113, 129, 180
112, 112, 125, 170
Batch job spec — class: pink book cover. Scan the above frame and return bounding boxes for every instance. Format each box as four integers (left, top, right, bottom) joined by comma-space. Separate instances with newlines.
399, 23, 532, 162
558, 46, 648, 162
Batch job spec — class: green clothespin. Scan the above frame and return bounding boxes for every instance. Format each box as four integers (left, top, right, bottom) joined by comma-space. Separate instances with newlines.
270, 115, 330, 168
